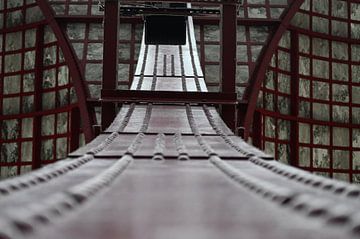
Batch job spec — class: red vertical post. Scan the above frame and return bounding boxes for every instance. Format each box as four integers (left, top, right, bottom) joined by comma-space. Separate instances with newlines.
290, 30, 299, 167
252, 110, 262, 148
220, 4, 237, 132
32, 25, 44, 169
70, 107, 80, 151
101, 0, 120, 130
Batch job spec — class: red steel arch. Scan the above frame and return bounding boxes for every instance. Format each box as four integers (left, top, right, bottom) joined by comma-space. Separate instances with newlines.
36, 0, 95, 142
242, 0, 305, 139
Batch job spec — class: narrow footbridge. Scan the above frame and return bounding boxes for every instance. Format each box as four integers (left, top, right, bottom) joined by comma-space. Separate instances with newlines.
1, 17, 360, 239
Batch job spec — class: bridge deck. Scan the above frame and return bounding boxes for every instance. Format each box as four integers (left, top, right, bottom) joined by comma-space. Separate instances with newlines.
0, 17, 359, 239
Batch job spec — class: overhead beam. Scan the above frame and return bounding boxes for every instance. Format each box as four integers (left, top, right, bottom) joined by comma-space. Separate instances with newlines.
54, 15, 280, 27
101, 90, 238, 105
119, 6, 220, 16
116, 0, 241, 4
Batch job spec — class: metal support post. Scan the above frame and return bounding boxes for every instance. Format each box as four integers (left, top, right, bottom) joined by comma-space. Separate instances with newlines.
252, 110, 262, 148
290, 30, 299, 167
101, 0, 120, 130
32, 25, 44, 169
70, 107, 80, 151
220, 4, 237, 132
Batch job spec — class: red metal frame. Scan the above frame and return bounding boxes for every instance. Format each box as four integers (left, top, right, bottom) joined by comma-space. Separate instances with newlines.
220, 4, 237, 132
40, 0, 293, 137
0, 1, 81, 176
252, 110, 262, 148
119, 0, 241, 3
32, 25, 45, 169
242, 0, 305, 139
54, 15, 281, 26
102, 90, 238, 105
289, 30, 299, 167
4, 0, 359, 184
56, 14, 142, 128
70, 107, 80, 151
255, 0, 360, 182
101, 0, 120, 130
36, 0, 95, 142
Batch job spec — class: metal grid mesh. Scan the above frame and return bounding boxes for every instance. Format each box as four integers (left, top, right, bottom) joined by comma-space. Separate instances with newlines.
257, 0, 360, 183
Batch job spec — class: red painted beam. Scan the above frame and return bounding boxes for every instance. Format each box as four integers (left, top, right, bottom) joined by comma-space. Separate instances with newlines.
101, 0, 120, 130
119, 0, 241, 4
289, 30, 299, 167
101, 90, 238, 105
194, 17, 281, 26
241, 0, 305, 140
36, 0, 95, 142
252, 110, 262, 148
220, 4, 237, 132
54, 15, 280, 27
54, 15, 143, 24
32, 25, 45, 170
70, 107, 80, 151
